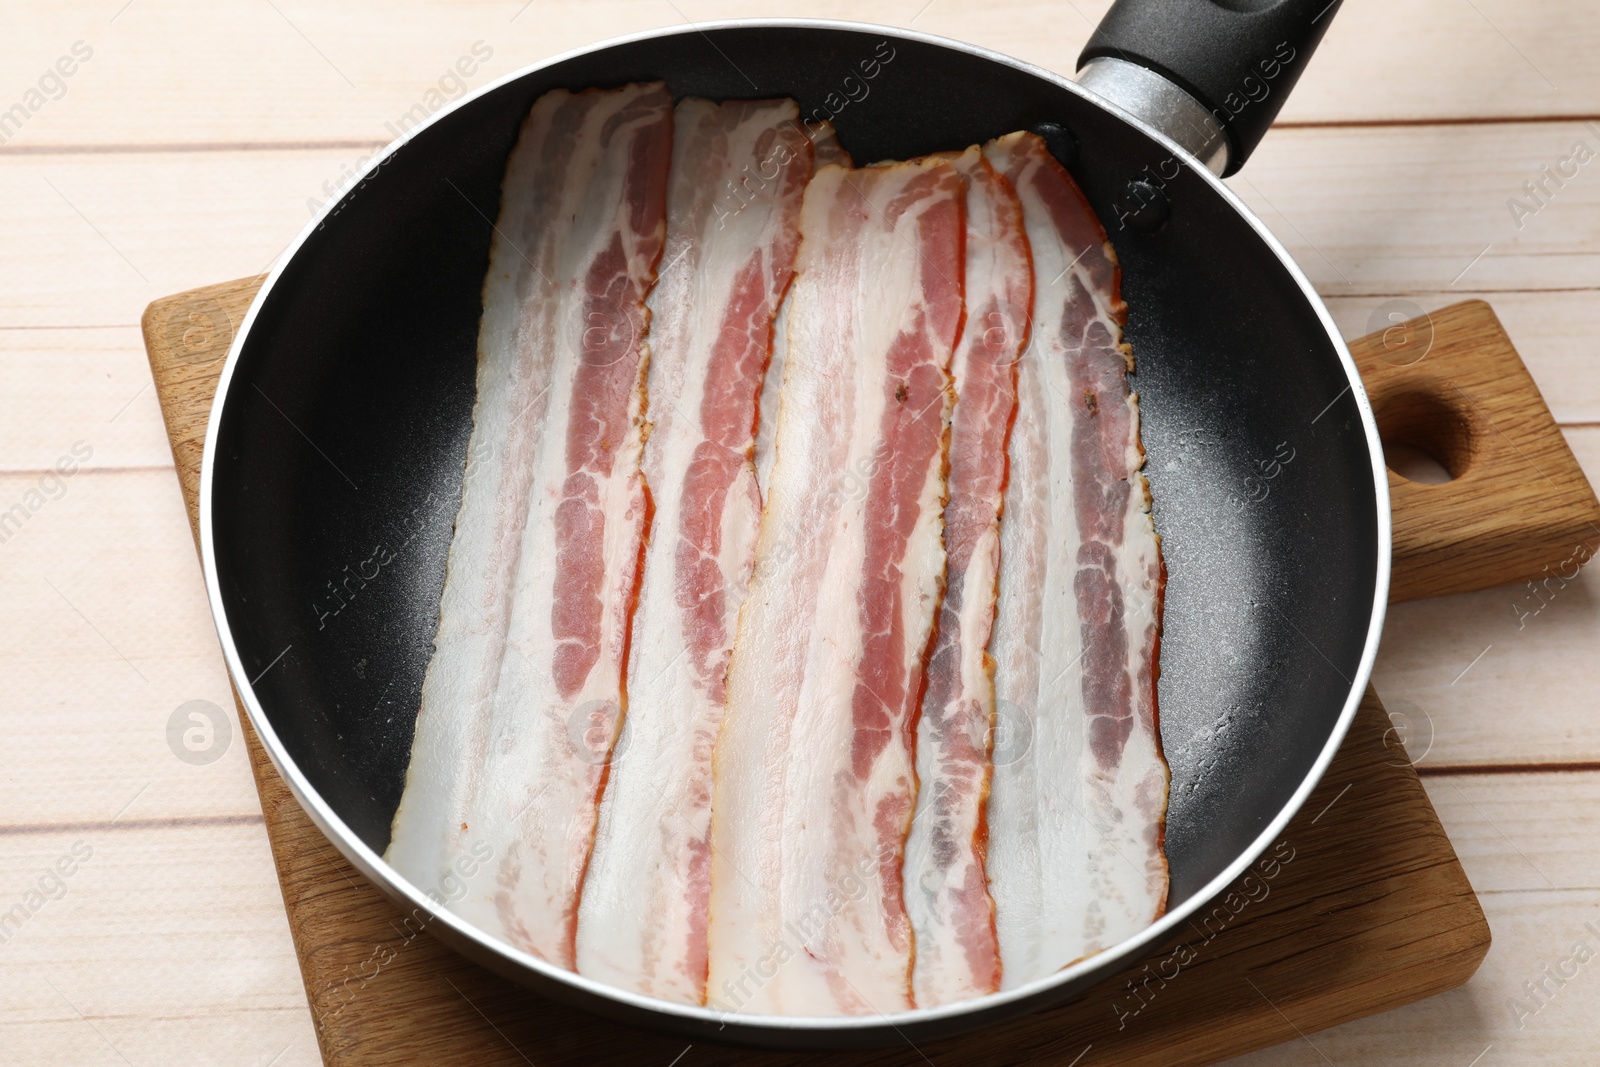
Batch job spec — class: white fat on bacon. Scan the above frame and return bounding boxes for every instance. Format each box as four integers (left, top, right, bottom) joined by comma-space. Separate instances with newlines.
575, 97, 814, 1003
706, 155, 966, 1016
903, 147, 1031, 1006
385, 83, 672, 969
981, 131, 1168, 989
752, 122, 850, 495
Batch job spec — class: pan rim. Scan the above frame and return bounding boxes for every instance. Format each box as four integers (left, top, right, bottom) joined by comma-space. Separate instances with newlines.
197, 15, 1392, 1037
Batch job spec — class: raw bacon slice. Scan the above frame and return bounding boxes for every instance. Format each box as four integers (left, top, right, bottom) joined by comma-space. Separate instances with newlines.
903, 147, 1031, 1006
981, 131, 1168, 989
576, 97, 814, 1004
753, 122, 851, 495
809, 123, 852, 168
706, 155, 966, 1016
385, 83, 672, 969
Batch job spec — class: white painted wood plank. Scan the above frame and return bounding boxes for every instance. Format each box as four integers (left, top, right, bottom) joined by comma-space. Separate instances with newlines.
1421, 771, 1600, 894
3, 1, 1599, 152
0, 468, 262, 827
0, 148, 359, 330
0, 326, 174, 472
1228, 120, 1600, 296
1327, 289, 1600, 426
0, 824, 317, 1067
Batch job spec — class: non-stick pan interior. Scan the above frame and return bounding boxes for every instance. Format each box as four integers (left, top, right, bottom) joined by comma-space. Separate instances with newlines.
209, 25, 1379, 919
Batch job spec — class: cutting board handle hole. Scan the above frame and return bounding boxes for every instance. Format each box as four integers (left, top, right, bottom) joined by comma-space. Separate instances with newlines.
1383, 443, 1453, 484
1374, 388, 1473, 485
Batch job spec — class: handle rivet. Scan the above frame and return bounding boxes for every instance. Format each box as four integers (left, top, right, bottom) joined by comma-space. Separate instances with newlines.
1115, 178, 1170, 234
1032, 122, 1078, 168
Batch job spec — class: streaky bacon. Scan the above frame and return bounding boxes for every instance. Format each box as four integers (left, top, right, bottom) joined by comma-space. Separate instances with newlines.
981, 131, 1168, 988
576, 97, 815, 1003
903, 146, 1031, 1006
753, 122, 851, 495
385, 82, 673, 969
706, 154, 966, 1016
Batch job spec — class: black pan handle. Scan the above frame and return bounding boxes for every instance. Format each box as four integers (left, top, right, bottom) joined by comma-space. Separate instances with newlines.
1078, 0, 1342, 175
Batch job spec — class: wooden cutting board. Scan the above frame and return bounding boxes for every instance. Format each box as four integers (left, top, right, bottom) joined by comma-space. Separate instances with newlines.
143, 288, 1596, 1065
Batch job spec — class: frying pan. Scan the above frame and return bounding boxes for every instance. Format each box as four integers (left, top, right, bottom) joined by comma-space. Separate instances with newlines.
198, 0, 1388, 1049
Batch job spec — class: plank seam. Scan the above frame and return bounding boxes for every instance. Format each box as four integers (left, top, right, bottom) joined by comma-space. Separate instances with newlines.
0, 139, 387, 156
6, 113, 1599, 159
0, 813, 266, 838
1276, 113, 1600, 131
1417, 761, 1600, 778
0, 464, 175, 478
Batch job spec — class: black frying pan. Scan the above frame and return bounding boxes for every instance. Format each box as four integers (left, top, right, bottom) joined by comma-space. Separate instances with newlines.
199, 0, 1388, 1048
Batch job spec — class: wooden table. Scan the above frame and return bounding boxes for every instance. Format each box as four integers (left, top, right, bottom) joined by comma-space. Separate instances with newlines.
2, 2, 1596, 1064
